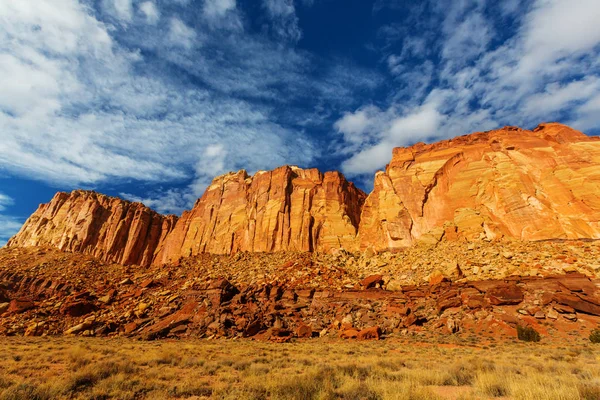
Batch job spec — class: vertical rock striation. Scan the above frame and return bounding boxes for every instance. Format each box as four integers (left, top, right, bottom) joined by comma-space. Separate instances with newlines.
6, 191, 177, 266
154, 166, 366, 264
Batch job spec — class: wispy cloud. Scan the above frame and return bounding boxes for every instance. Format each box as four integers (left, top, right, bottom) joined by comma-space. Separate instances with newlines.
0, 193, 22, 246
1, 0, 381, 213
262, 0, 302, 42
336, 0, 600, 177
139, 1, 160, 24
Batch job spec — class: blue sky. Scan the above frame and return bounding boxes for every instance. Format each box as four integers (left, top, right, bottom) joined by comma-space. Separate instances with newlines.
1, 0, 600, 245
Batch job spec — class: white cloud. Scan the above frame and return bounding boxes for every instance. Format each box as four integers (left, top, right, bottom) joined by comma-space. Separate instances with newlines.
203, 0, 236, 18
339, 95, 445, 175
442, 12, 491, 65
0, 0, 330, 214
523, 77, 600, 117
103, 0, 133, 22
0, 193, 21, 247
334, 106, 378, 143
0, 194, 14, 212
139, 1, 160, 24
168, 18, 197, 49
336, 0, 600, 178
262, 0, 302, 42
516, 0, 600, 79
0, 215, 23, 247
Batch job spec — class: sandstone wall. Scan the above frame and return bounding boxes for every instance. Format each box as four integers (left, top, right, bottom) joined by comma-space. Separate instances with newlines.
154, 166, 366, 264
6, 191, 177, 266
358, 123, 600, 250
7, 123, 600, 265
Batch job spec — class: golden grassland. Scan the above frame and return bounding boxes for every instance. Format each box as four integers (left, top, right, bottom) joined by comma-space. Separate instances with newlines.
0, 336, 599, 400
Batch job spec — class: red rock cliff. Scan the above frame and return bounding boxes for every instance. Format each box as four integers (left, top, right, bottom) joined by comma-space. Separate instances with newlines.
6, 191, 177, 266
154, 166, 366, 264
358, 123, 600, 250
6, 123, 600, 265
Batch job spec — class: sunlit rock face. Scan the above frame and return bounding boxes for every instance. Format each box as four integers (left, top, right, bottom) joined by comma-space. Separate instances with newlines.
358, 123, 600, 251
8, 123, 600, 265
6, 190, 177, 266
154, 166, 366, 264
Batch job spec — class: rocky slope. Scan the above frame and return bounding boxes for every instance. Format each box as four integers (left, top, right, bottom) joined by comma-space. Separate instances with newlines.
359, 123, 600, 250
0, 242, 599, 341
6, 191, 177, 267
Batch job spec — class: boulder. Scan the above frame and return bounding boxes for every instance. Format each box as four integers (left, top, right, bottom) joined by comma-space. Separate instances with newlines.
7, 299, 35, 314
360, 275, 384, 289
487, 284, 524, 305
554, 293, 600, 316
295, 323, 312, 338
60, 301, 97, 317
340, 329, 360, 339
358, 326, 382, 340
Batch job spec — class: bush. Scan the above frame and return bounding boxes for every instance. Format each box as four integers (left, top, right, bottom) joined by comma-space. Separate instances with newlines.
517, 325, 541, 342
589, 327, 600, 344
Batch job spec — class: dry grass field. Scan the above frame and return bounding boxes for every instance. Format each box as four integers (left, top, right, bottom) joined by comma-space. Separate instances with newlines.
0, 337, 599, 400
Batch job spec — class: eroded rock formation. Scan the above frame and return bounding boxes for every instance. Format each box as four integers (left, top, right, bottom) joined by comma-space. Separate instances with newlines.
358, 123, 600, 250
6, 191, 177, 266
6, 123, 600, 263
154, 166, 366, 264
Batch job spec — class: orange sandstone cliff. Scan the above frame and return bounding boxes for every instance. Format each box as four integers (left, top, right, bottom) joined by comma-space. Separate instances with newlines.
358, 123, 600, 250
6, 190, 177, 266
154, 166, 366, 264
6, 123, 600, 264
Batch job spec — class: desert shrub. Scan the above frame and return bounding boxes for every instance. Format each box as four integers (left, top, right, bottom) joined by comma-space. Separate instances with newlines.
64, 360, 137, 394
444, 363, 475, 386
517, 325, 541, 342
0, 376, 13, 390
0, 383, 51, 400
589, 327, 600, 344
338, 364, 372, 381
475, 372, 510, 397
270, 366, 339, 400
335, 382, 381, 400
578, 381, 600, 400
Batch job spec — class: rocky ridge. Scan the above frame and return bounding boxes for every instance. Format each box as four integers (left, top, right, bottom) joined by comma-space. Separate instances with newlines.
6, 191, 177, 267
6, 123, 600, 266
155, 165, 366, 264
359, 123, 600, 250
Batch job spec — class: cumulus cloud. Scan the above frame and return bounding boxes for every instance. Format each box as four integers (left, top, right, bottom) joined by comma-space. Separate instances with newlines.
103, 0, 133, 22
336, 0, 600, 177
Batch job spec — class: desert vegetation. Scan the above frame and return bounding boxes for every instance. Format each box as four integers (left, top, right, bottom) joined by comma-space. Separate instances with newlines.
0, 337, 598, 400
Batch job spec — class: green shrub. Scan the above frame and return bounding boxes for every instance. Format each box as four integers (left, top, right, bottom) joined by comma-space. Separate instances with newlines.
517, 325, 541, 342
590, 327, 600, 344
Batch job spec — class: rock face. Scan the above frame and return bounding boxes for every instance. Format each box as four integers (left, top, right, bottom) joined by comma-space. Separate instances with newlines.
6, 191, 177, 266
359, 123, 600, 251
6, 123, 600, 263
154, 166, 366, 264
